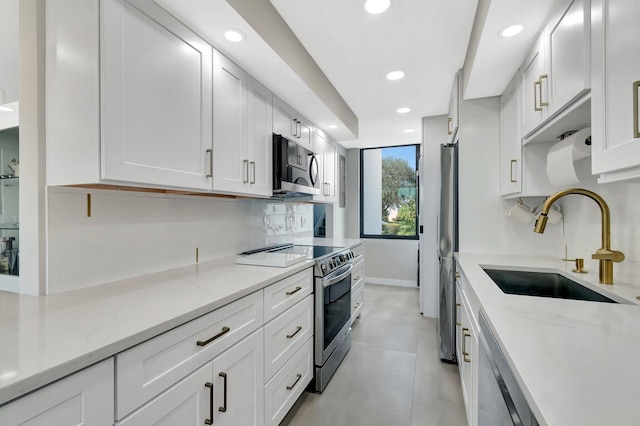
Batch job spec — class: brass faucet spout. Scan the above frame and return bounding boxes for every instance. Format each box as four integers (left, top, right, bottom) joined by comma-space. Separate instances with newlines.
532, 188, 624, 284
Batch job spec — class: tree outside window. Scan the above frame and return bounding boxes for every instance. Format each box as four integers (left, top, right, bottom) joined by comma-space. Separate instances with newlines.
360, 145, 419, 239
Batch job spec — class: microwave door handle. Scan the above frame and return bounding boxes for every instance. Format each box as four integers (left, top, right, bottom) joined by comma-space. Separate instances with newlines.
309, 154, 319, 186
323, 264, 353, 288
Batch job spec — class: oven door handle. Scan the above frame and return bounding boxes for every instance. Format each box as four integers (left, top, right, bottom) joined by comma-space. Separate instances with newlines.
323, 264, 353, 288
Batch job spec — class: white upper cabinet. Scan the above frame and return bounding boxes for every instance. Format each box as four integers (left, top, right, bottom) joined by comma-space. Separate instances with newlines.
101, 0, 213, 189
521, 35, 546, 136
273, 97, 313, 149
591, 0, 640, 182
500, 74, 522, 195
520, 0, 590, 138
447, 73, 459, 144
212, 50, 273, 196
312, 128, 338, 203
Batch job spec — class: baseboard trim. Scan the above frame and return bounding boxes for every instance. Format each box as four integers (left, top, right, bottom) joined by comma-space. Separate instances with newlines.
365, 277, 417, 288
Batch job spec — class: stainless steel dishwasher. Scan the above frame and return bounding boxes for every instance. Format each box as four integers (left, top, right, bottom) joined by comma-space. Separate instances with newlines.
478, 312, 539, 426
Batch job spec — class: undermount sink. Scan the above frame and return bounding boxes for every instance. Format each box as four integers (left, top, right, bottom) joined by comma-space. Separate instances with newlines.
482, 268, 619, 303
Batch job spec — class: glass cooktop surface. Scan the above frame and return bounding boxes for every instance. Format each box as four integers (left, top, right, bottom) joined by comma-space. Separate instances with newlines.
268, 245, 341, 259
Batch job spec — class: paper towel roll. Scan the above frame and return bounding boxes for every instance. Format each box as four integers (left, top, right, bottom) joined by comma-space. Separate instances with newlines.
546, 127, 591, 186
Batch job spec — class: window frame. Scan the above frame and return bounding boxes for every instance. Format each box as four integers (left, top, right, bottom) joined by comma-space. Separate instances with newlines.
359, 144, 420, 240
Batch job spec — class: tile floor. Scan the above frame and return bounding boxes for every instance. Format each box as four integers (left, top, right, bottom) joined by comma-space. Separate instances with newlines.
282, 284, 467, 426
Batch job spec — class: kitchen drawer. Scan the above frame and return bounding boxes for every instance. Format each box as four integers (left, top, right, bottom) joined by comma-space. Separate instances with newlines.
116, 362, 212, 425
264, 294, 313, 381
264, 338, 313, 426
351, 244, 364, 262
263, 267, 313, 323
351, 284, 364, 324
115, 290, 263, 419
351, 259, 364, 289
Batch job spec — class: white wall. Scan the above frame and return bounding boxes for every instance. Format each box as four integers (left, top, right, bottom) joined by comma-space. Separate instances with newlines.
0, 0, 19, 103
47, 188, 314, 293
361, 148, 382, 235
420, 115, 447, 317
345, 149, 360, 239
325, 144, 347, 240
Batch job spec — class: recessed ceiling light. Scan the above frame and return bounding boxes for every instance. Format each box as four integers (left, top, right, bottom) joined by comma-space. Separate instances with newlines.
404, 128, 415, 133
364, 0, 390, 14
328, 124, 338, 129
499, 24, 524, 38
397, 107, 411, 114
224, 29, 245, 42
386, 70, 405, 81
0, 106, 13, 112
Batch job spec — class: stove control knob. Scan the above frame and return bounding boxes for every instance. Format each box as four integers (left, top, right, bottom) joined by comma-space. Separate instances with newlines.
339, 255, 345, 262
321, 264, 327, 273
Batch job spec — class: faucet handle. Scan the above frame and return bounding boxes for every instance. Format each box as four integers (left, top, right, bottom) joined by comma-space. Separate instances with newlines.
592, 249, 625, 262
562, 257, 587, 273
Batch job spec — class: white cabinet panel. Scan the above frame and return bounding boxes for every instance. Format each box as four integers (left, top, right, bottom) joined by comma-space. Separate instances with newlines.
213, 49, 248, 193
117, 363, 212, 425
273, 96, 312, 149
521, 35, 546, 136
264, 294, 313, 381
264, 338, 313, 426
500, 74, 522, 195
0, 359, 114, 426
247, 78, 274, 196
101, 0, 212, 189
591, 0, 640, 180
263, 268, 313, 323
212, 329, 265, 426
313, 128, 338, 203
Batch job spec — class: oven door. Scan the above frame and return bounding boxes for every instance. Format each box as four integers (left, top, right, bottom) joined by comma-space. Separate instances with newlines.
315, 263, 352, 365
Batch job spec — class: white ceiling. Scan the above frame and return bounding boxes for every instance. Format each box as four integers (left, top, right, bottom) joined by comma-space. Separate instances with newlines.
270, 0, 478, 149
156, 0, 564, 149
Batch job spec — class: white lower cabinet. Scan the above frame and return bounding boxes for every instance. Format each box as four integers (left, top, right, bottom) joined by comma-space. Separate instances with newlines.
0, 359, 114, 426
118, 330, 264, 426
264, 339, 313, 426
456, 269, 479, 426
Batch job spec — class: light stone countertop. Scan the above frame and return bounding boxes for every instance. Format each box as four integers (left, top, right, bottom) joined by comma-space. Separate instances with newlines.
0, 257, 315, 406
455, 253, 640, 426
292, 237, 365, 249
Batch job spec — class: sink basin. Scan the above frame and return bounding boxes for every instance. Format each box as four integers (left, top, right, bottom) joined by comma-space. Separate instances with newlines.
482, 268, 618, 303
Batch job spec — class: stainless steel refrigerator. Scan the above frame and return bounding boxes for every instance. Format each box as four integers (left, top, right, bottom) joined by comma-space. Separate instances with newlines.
438, 143, 458, 362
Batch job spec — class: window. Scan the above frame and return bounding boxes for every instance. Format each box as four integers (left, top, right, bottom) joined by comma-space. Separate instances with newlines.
360, 145, 419, 239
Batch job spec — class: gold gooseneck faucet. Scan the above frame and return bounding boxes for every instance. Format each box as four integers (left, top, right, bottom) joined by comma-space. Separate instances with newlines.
533, 188, 625, 284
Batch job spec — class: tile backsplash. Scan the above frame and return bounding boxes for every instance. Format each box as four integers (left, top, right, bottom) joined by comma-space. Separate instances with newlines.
47, 187, 314, 293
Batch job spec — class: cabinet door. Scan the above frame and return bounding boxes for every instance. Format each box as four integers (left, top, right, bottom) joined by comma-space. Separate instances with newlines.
500, 74, 522, 195
117, 363, 212, 426
323, 139, 338, 202
212, 329, 265, 426
296, 117, 313, 149
101, 0, 212, 189
546, 0, 590, 114
273, 97, 295, 141
591, 0, 640, 177
247, 77, 273, 196
447, 73, 459, 144
455, 283, 463, 371
520, 35, 546, 137
213, 49, 249, 194
0, 359, 114, 426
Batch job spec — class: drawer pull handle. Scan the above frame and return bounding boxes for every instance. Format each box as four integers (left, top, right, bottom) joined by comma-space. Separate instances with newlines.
510, 159, 517, 183
243, 159, 249, 183
455, 303, 461, 326
287, 325, 303, 339
205, 382, 214, 425
286, 286, 302, 296
634, 81, 640, 138
447, 117, 453, 135
463, 330, 471, 363
250, 161, 256, 184
218, 372, 227, 413
286, 373, 302, 390
197, 326, 230, 347
353, 302, 361, 309
354, 276, 361, 281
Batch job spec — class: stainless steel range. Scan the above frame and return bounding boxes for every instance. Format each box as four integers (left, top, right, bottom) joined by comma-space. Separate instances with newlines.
247, 244, 355, 391
311, 247, 354, 392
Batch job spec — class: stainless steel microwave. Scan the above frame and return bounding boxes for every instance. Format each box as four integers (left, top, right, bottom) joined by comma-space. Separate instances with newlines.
273, 134, 320, 196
